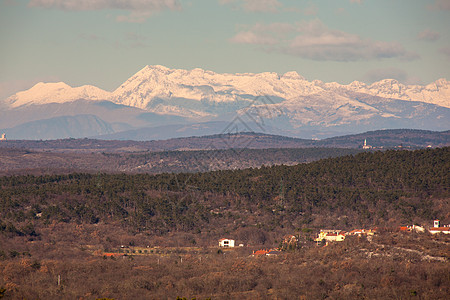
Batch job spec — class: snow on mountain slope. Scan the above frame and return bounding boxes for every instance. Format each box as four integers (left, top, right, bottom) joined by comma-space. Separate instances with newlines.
111, 65, 450, 111
5, 82, 111, 108
4, 66, 449, 112
342, 78, 450, 108
2, 66, 449, 140
111, 65, 324, 111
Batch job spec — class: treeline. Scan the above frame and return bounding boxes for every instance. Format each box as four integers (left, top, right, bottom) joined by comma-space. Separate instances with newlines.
0, 148, 448, 237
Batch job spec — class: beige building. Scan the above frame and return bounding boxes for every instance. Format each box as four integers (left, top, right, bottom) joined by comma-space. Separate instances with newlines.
315, 230, 346, 243
218, 238, 235, 247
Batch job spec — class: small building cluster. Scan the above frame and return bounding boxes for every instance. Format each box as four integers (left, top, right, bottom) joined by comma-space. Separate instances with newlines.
428, 220, 450, 234
315, 220, 449, 245
362, 139, 372, 149
314, 228, 377, 245
399, 220, 449, 234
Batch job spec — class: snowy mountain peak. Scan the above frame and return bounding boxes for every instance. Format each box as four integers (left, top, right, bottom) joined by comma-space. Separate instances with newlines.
282, 71, 304, 80
5, 82, 111, 108
3, 66, 450, 113
349, 81, 367, 89
2, 65, 449, 140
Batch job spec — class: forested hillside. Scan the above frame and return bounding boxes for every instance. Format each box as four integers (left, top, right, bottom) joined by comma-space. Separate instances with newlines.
1, 148, 448, 239
1, 129, 448, 153
1, 147, 449, 299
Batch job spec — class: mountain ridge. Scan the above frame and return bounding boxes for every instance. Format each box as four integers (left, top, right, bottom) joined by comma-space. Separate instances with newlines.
1, 129, 448, 152
1, 65, 449, 140
4, 66, 450, 109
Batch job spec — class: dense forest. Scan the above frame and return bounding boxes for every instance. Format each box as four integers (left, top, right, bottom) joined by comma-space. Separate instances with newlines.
1, 147, 448, 237
1, 147, 449, 299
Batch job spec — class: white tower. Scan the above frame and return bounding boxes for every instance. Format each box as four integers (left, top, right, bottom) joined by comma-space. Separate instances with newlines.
0, 133, 6, 141
363, 139, 371, 149
434, 220, 440, 228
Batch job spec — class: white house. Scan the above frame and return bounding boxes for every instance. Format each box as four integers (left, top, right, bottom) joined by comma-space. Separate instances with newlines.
429, 220, 450, 234
315, 230, 346, 243
218, 238, 235, 248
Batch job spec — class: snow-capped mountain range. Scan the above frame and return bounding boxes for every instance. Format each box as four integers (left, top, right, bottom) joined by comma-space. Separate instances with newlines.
1, 65, 449, 140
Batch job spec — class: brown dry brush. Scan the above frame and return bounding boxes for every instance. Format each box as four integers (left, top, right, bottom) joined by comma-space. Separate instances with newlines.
1, 235, 449, 299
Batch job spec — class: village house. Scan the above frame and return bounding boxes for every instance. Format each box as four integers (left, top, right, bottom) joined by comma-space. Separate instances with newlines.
218, 238, 235, 248
399, 225, 425, 233
252, 249, 269, 256
348, 229, 377, 236
266, 250, 281, 256
429, 220, 450, 235
315, 230, 346, 243
252, 249, 280, 256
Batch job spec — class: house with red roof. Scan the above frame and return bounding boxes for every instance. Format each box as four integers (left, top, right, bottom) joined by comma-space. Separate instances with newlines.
429, 220, 450, 234
315, 230, 346, 243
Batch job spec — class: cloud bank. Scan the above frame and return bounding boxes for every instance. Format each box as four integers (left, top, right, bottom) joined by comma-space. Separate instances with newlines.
231, 20, 418, 62
28, 0, 181, 22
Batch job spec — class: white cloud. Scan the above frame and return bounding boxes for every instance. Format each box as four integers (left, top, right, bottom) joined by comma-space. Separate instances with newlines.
28, 0, 181, 22
417, 29, 440, 41
220, 0, 282, 13
231, 20, 418, 62
230, 31, 278, 45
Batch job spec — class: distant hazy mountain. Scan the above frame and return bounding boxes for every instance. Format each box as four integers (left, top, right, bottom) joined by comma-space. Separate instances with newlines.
1, 130, 448, 153
3, 114, 114, 140
1, 65, 449, 140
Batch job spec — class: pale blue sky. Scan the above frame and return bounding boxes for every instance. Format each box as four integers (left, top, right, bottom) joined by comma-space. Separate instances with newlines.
1, 0, 449, 99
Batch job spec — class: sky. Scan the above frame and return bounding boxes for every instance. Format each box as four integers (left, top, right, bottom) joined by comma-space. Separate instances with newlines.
1, 0, 450, 99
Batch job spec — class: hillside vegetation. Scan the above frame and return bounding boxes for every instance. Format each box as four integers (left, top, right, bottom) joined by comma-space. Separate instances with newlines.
1, 147, 449, 299
1, 148, 448, 237
0, 147, 360, 175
